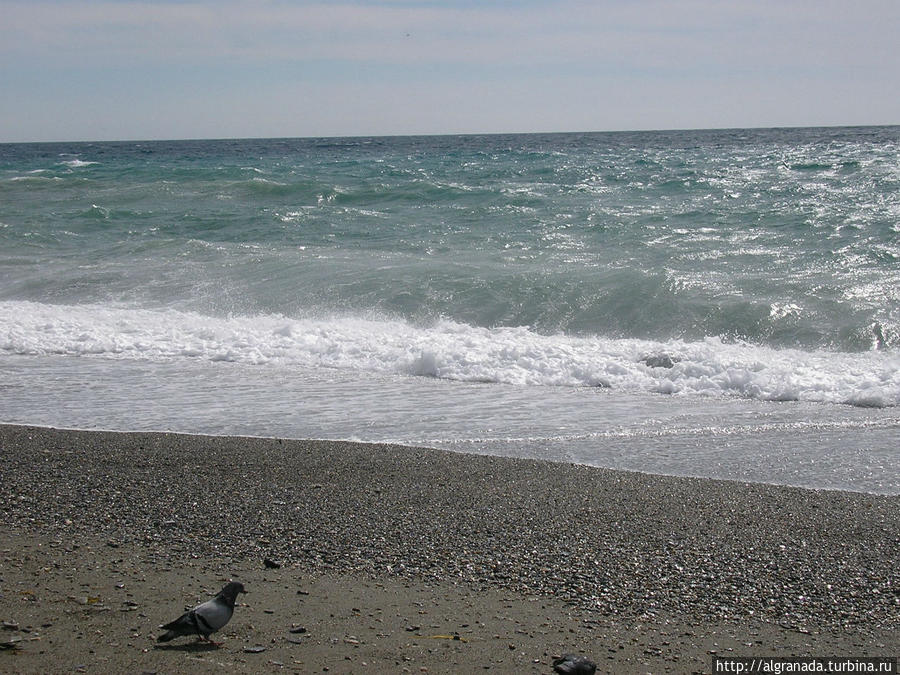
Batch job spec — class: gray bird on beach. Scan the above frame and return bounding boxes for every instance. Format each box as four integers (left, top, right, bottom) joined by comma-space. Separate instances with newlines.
156, 581, 246, 645
552, 653, 597, 675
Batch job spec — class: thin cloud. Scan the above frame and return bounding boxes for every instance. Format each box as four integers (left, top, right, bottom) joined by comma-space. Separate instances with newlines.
2, 0, 898, 140
3, 0, 897, 73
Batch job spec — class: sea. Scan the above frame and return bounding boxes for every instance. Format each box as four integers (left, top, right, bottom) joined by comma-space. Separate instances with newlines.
1, 127, 898, 495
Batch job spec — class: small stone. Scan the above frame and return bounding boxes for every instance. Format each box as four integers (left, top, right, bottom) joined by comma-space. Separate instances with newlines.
642, 354, 679, 369
0, 636, 24, 651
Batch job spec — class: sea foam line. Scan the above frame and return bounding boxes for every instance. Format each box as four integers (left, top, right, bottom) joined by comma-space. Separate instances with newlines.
1, 301, 897, 408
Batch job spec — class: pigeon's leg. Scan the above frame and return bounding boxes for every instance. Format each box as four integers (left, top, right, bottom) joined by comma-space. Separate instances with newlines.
191, 632, 221, 647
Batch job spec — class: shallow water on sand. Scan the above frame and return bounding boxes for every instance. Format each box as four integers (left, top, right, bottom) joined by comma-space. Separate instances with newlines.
2, 354, 896, 495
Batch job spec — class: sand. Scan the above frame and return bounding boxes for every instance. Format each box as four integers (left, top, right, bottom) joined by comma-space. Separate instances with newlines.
0, 424, 896, 673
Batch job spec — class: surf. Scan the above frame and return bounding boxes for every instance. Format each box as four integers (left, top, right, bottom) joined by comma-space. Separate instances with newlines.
2, 300, 896, 408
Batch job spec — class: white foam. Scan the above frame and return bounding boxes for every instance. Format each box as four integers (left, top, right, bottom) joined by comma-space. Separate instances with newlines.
1, 301, 897, 408
9, 175, 63, 183
58, 159, 98, 168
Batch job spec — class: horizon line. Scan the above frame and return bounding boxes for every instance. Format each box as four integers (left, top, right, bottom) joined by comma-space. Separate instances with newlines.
3, 122, 898, 146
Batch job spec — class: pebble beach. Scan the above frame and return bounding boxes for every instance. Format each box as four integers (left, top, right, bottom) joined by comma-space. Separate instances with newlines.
0, 424, 897, 673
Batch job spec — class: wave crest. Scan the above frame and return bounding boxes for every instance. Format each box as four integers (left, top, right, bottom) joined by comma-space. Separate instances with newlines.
2, 301, 897, 408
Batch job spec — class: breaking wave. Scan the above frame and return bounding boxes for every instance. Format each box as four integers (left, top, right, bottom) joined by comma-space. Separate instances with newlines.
3, 301, 897, 408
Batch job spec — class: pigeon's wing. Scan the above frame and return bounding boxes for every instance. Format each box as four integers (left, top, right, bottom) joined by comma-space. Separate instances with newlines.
157, 609, 201, 641
192, 597, 234, 634
160, 609, 195, 633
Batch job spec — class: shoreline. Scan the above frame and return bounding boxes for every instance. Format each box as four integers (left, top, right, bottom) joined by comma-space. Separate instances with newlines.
1, 424, 896, 673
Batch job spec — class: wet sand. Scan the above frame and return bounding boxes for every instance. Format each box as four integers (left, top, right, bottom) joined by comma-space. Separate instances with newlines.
0, 424, 896, 673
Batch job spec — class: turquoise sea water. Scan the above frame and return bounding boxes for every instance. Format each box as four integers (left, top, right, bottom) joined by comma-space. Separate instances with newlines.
1, 127, 898, 493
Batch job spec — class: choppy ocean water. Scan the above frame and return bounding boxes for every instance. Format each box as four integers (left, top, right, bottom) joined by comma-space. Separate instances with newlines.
1, 128, 898, 493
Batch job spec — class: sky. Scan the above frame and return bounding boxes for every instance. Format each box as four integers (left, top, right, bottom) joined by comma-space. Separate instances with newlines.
2, 0, 898, 142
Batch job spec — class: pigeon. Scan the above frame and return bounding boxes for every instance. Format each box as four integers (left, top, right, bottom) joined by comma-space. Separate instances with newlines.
552, 653, 597, 675
157, 581, 246, 645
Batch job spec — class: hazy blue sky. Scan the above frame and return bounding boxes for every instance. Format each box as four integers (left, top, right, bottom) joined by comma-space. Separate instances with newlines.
2, 0, 898, 142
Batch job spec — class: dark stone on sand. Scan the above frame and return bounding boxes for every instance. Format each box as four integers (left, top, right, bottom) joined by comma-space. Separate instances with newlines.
553, 653, 597, 674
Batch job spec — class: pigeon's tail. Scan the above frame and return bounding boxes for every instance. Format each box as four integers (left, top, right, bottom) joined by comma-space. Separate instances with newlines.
156, 630, 177, 643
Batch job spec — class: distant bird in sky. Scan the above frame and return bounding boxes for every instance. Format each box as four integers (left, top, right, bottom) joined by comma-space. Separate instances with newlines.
156, 581, 246, 646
